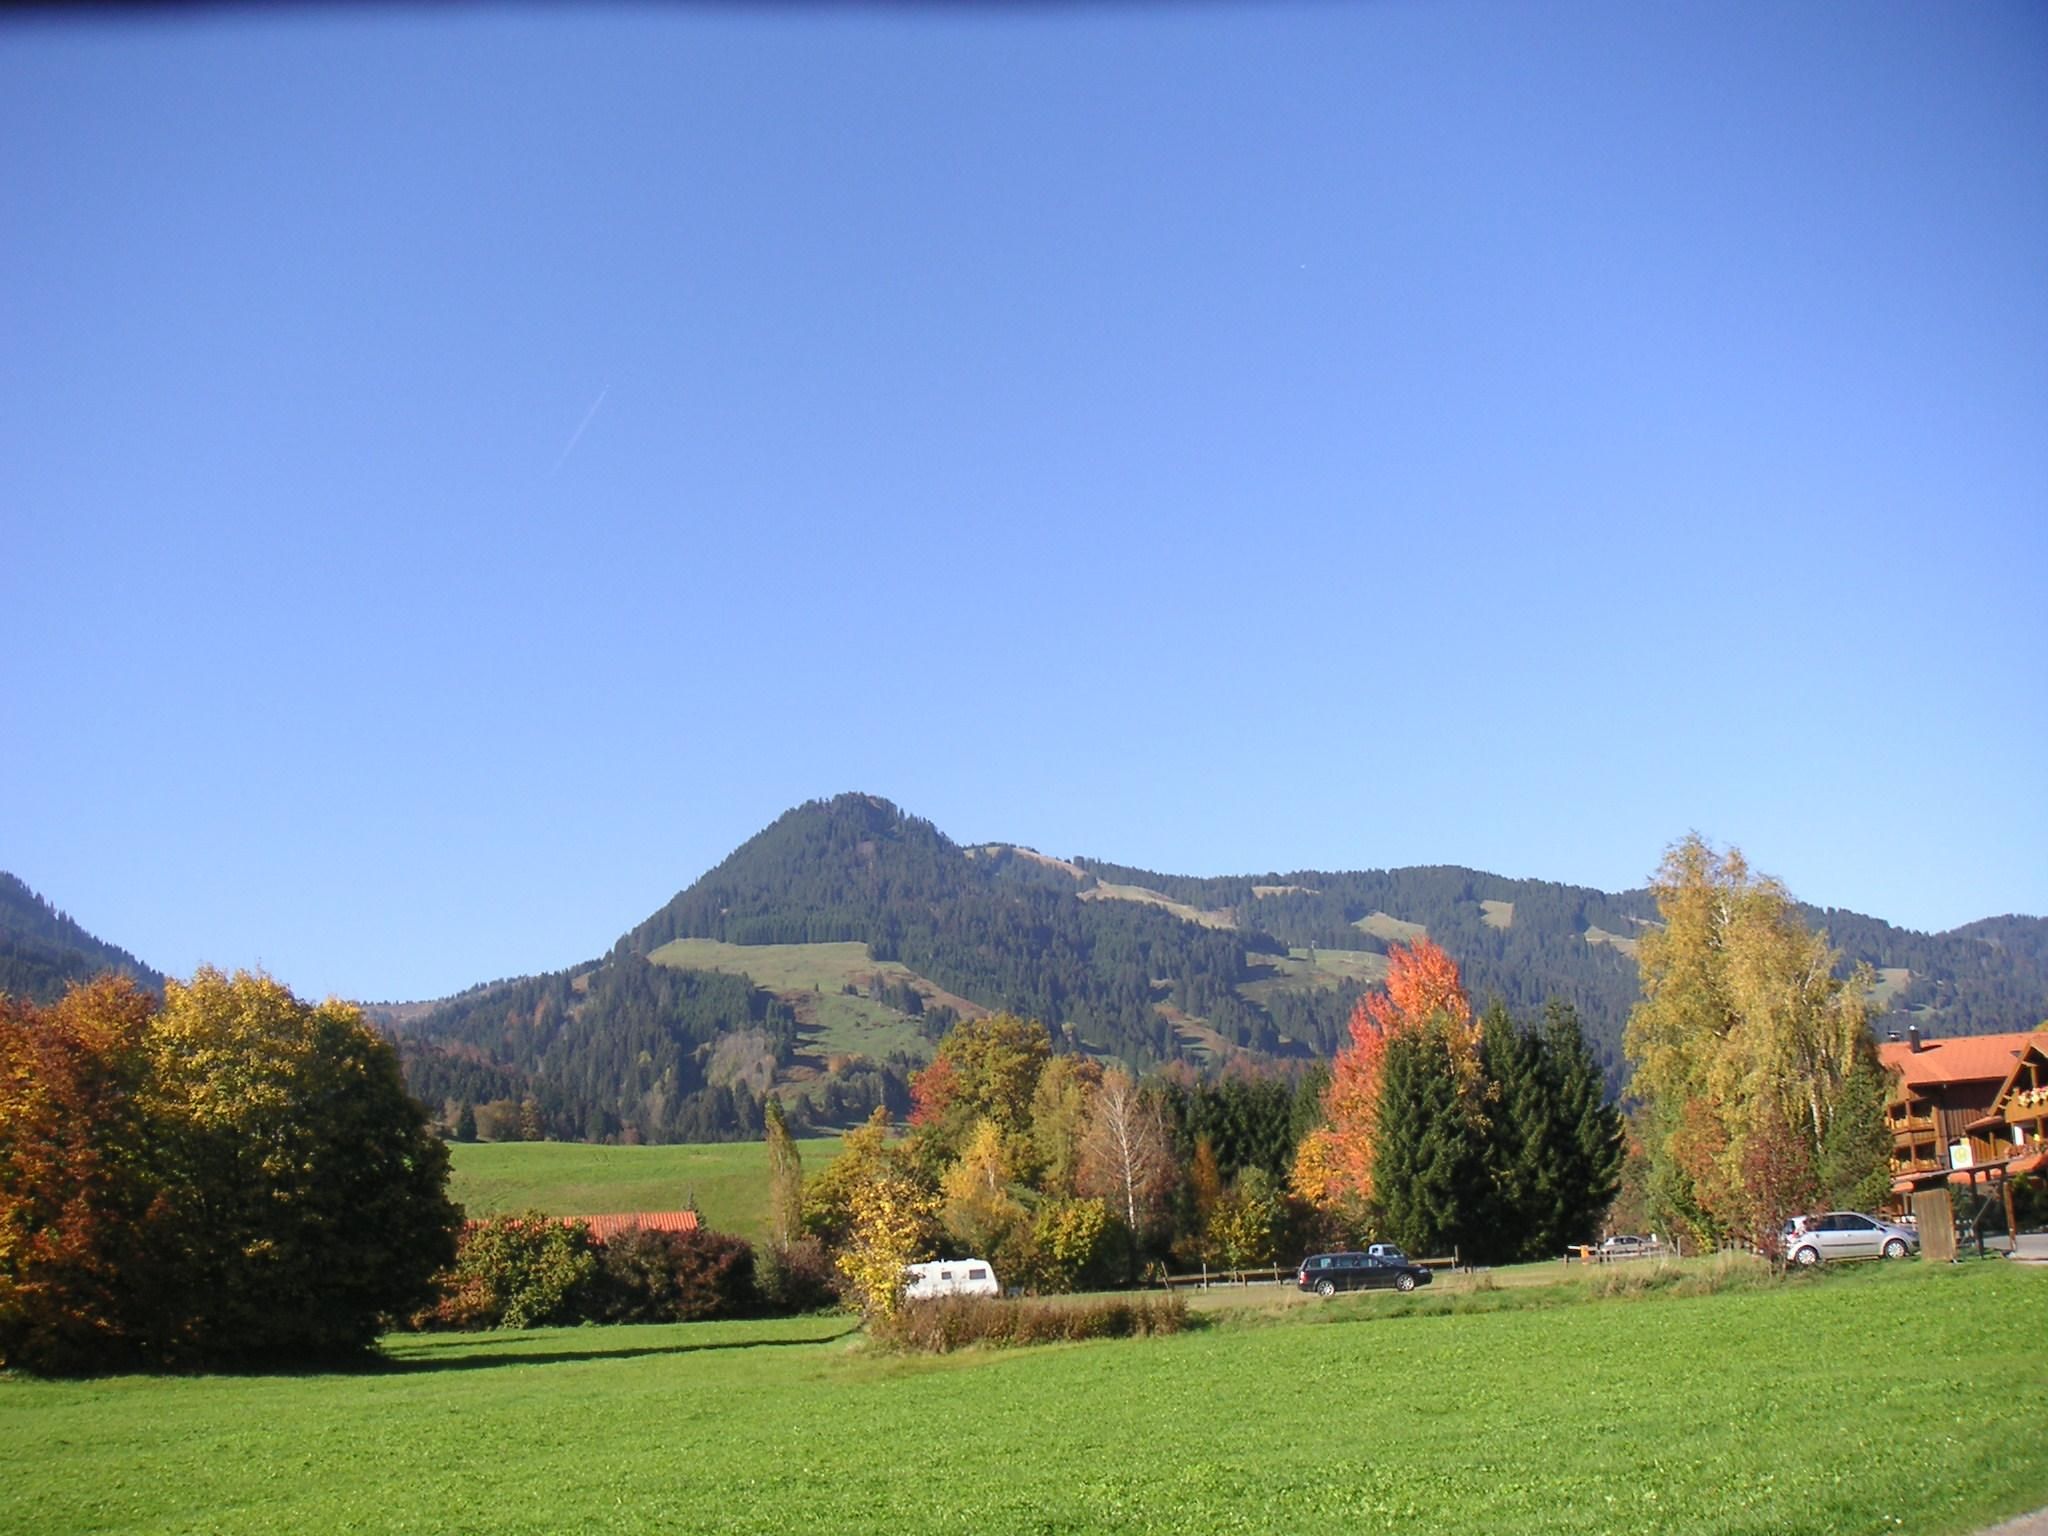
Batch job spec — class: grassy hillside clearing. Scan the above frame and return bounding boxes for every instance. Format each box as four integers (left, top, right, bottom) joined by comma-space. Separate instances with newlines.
1355, 910, 1429, 942
1079, 880, 1237, 930
1238, 945, 1390, 1008
446, 1138, 843, 1243
1481, 898, 1515, 929
644, 936, 978, 1063
3, 1262, 2041, 1535
1585, 925, 1640, 958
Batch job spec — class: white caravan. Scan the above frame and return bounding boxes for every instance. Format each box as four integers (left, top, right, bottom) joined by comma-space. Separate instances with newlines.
902, 1259, 1000, 1299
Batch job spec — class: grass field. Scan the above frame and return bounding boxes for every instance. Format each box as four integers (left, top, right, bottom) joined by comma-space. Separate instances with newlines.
446, 1138, 843, 1243
3, 1261, 2043, 1535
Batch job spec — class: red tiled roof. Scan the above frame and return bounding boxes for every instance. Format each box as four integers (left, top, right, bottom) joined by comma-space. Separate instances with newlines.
1878, 1031, 2038, 1091
572, 1211, 701, 1244
461, 1210, 704, 1243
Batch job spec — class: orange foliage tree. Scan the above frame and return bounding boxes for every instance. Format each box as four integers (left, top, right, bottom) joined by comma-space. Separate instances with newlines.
0, 978, 174, 1374
1291, 939, 1477, 1213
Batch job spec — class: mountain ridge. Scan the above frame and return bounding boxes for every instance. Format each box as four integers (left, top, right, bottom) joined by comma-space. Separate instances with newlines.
7, 794, 2042, 1145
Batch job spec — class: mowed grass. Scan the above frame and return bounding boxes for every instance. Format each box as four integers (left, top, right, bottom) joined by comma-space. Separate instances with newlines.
446, 1138, 842, 1244
3, 1262, 2043, 1535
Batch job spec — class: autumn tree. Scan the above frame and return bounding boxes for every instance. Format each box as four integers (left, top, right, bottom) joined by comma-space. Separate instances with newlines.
939, 1117, 1030, 1259
1623, 836, 1886, 1254
1077, 1068, 1175, 1239
836, 1162, 940, 1320
2, 970, 458, 1372
1027, 1197, 1118, 1293
763, 1094, 804, 1251
1027, 1053, 1102, 1198
0, 979, 172, 1374
1292, 939, 1476, 1215
907, 1013, 1051, 1162
1207, 1168, 1282, 1273
143, 968, 461, 1362
803, 1107, 904, 1249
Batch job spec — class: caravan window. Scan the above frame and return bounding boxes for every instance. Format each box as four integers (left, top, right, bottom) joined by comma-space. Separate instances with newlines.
940, 1270, 954, 1281
968, 1268, 988, 1280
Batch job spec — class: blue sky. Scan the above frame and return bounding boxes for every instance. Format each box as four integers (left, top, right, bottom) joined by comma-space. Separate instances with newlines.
3, 2, 2043, 1003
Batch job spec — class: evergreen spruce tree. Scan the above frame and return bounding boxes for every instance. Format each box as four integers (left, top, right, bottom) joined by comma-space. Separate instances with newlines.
1546, 1002, 1624, 1249
1372, 1022, 1491, 1261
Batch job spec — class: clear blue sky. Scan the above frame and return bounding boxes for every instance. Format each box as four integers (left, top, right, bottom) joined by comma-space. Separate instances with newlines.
3, 2, 2043, 1003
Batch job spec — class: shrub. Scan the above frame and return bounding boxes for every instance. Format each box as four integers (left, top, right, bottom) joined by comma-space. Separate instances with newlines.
594, 1227, 757, 1323
870, 1292, 1194, 1353
426, 1214, 599, 1330
757, 1237, 839, 1314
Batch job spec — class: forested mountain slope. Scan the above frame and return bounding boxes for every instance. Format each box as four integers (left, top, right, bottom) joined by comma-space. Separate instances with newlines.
14, 794, 2038, 1147
395, 794, 2044, 1142
0, 873, 163, 1003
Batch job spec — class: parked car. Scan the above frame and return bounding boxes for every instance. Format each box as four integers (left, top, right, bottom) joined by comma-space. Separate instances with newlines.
1366, 1243, 1407, 1262
1598, 1234, 1653, 1258
1784, 1212, 1919, 1266
1297, 1251, 1433, 1296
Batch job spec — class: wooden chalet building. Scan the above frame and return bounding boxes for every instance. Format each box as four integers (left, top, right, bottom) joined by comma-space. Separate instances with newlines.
1879, 1026, 2047, 1256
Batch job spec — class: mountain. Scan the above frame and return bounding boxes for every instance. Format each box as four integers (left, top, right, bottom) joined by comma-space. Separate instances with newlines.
394, 794, 2047, 1144
0, 872, 165, 1003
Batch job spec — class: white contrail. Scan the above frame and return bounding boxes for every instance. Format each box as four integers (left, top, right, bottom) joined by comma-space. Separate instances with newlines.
550, 384, 609, 475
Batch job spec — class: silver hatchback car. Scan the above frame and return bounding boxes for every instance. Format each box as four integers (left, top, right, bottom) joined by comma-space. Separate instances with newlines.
1784, 1211, 1918, 1265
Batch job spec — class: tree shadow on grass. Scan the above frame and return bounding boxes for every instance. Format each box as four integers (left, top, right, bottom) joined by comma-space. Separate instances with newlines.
373, 1326, 861, 1375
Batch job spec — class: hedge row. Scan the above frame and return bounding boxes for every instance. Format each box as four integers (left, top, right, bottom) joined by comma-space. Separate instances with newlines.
414, 1216, 838, 1330
869, 1292, 1193, 1353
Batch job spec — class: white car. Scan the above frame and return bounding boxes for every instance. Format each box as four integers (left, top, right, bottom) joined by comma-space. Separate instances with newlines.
1784, 1212, 1919, 1265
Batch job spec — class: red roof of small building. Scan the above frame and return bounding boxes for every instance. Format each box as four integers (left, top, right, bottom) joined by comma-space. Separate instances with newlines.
571, 1211, 701, 1244
1878, 1031, 2038, 1091
461, 1210, 704, 1243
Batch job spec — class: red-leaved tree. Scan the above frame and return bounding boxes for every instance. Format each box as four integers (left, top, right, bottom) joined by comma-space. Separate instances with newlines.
1291, 939, 1476, 1213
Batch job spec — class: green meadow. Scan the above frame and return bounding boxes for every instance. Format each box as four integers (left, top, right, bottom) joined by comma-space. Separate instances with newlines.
447, 1138, 843, 1244
4, 1262, 2043, 1535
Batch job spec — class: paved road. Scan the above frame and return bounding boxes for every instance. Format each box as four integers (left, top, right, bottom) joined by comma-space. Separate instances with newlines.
1982, 1509, 2048, 1535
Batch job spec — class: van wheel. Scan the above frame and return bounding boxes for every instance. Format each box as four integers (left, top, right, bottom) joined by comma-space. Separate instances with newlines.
1793, 1245, 1821, 1267
1315, 1279, 1336, 1298
1883, 1238, 1908, 1259
1395, 1273, 1418, 1293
